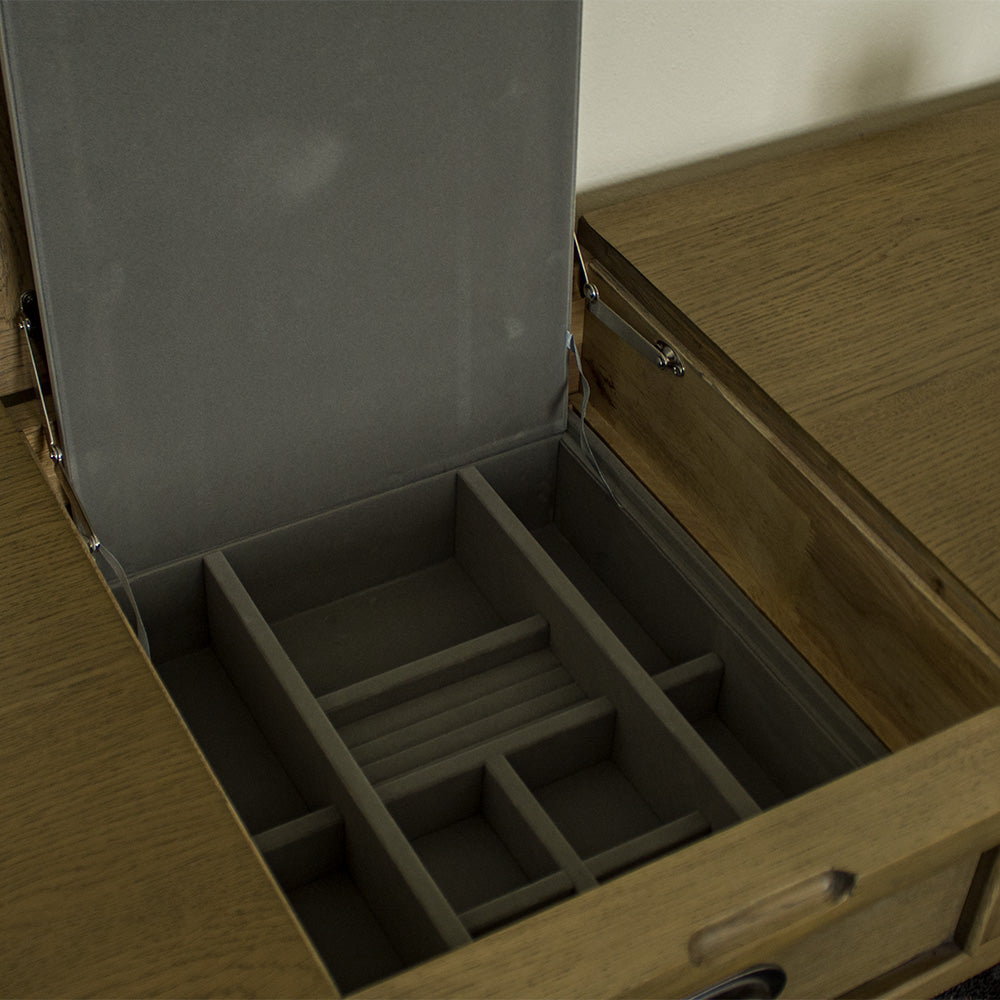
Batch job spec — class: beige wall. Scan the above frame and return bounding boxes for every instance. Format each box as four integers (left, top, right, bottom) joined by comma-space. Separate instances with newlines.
577, 0, 1000, 191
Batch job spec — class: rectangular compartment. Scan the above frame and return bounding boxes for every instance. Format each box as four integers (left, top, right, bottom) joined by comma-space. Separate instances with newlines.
254, 808, 405, 994
506, 702, 710, 881
384, 762, 573, 936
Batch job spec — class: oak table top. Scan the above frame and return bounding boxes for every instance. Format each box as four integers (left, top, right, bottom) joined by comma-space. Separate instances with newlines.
0, 410, 335, 997
580, 96, 1000, 652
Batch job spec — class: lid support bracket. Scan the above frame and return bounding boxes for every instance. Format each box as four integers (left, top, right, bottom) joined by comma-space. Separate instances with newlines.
573, 234, 685, 377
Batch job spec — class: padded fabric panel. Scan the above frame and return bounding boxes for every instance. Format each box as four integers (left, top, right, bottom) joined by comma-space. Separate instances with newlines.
0, 0, 580, 572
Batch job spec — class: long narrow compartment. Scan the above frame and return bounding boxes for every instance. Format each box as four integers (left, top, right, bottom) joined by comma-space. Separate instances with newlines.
140, 431, 883, 992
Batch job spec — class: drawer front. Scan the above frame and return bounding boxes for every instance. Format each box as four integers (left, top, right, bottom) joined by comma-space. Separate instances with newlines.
678, 854, 978, 999
363, 706, 1000, 998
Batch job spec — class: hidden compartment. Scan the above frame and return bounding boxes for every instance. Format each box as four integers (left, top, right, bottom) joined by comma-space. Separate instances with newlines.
138, 432, 884, 993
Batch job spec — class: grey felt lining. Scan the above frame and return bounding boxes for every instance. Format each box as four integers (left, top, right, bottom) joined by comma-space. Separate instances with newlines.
532, 522, 673, 676
454, 466, 760, 829
657, 654, 725, 719
0, 1, 580, 576
518, 438, 885, 801
362, 684, 587, 786
481, 761, 564, 882
484, 756, 597, 893
384, 760, 575, 936
530, 760, 663, 860
373, 698, 617, 804
655, 657, 785, 807
336, 643, 556, 747
349, 660, 573, 764
555, 424, 887, 771
288, 870, 404, 995
132, 429, 884, 989
272, 558, 504, 696
585, 812, 710, 882
459, 872, 574, 937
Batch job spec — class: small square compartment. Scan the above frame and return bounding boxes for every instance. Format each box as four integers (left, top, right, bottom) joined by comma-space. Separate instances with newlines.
385, 764, 572, 936
507, 702, 712, 881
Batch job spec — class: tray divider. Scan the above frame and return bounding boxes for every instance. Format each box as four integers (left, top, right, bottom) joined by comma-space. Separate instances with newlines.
455, 467, 761, 829
253, 805, 344, 892
652, 653, 725, 719
203, 550, 470, 962
484, 756, 598, 893
458, 872, 574, 937
319, 615, 550, 728
374, 697, 617, 802
586, 812, 711, 882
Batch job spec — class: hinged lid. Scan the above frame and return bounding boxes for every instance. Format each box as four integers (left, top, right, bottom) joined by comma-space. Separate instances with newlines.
0, 0, 581, 574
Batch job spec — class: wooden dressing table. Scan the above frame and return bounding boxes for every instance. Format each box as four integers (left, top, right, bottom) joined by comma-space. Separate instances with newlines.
4, 80, 1000, 999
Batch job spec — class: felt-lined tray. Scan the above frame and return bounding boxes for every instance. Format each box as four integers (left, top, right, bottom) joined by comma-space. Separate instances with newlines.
149, 432, 883, 993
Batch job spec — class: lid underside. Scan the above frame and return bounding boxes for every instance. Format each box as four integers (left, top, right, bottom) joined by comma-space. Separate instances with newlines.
1, 0, 581, 573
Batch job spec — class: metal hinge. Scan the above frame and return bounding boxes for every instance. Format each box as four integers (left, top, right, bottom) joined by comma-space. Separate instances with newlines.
17, 290, 100, 552
17, 290, 150, 654
573, 234, 684, 377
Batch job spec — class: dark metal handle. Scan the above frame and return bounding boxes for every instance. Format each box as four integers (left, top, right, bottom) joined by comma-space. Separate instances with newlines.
683, 965, 787, 1000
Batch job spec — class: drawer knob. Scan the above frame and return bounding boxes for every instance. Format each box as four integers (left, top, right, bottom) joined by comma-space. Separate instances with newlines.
684, 964, 786, 1000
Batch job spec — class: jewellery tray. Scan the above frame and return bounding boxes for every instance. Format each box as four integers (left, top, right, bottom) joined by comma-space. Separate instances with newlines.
3, 2, 963, 995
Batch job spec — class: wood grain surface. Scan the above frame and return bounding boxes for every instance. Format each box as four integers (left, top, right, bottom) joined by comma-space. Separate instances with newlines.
0, 408, 335, 998
579, 96, 1000, 657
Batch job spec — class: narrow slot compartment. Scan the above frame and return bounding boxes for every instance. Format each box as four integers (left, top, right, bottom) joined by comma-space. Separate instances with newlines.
340, 647, 563, 752
507, 709, 710, 881
361, 682, 586, 786
349, 657, 577, 764
319, 616, 550, 728
371, 697, 616, 803
383, 762, 573, 936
